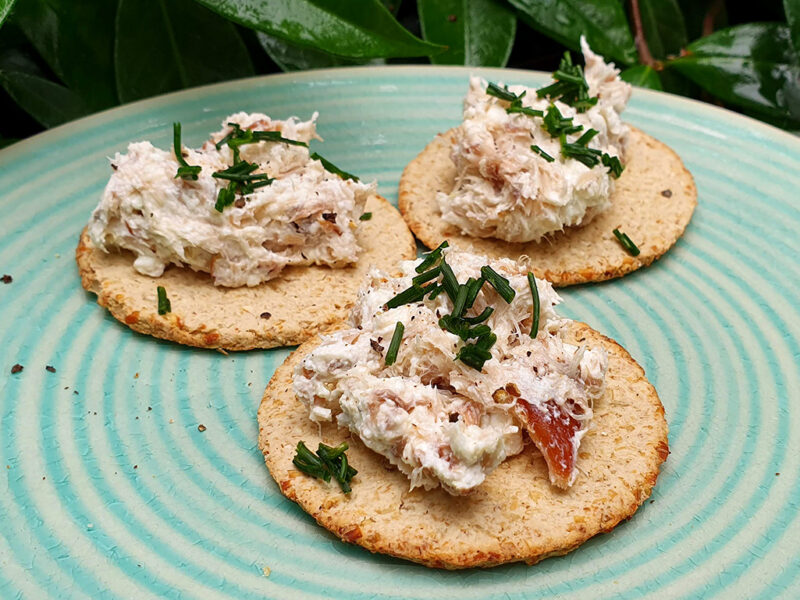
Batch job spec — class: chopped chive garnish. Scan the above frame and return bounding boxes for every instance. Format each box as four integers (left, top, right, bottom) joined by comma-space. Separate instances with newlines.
613, 228, 641, 256
486, 82, 520, 103
480, 266, 516, 303
467, 324, 492, 339
575, 128, 599, 146
475, 332, 497, 351
527, 272, 540, 338
439, 259, 460, 302
310, 152, 360, 181
439, 314, 470, 339
157, 286, 171, 315
463, 306, 493, 325
428, 285, 445, 300
561, 139, 602, 168
385, 322, 404, 365
602, 153, 624, 178
507, 104, 544, 118
173, 123, 201, 180
530, 145, 555, 162
215, 186, 236, 212
541, 104, 583, 138
455, 343, 493, 371
463, 277, 485, 310
221, 123, 309, 150
385, 285, 428, 309
412, 266, 440, 286
536, 51, 597, 112
359, 212, 372, 221
451, 284, 469, 318
292, 441, 357, 493
415, 241, 449, 273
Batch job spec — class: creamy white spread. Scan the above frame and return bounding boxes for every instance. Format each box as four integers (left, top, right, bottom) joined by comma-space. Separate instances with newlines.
294, 249, 608, 495
89, 112, 376, 287
438, 39, 632, 243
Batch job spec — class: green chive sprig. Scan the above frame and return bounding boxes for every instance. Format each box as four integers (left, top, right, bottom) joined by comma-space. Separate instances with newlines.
530, 144, 555, 162
536, 52, 598, 112
310, 152, 360, 182
486, 82, 520, 103
359, 212, 372, 221
157, 286, 171, 315
412, 266, 440, 286
527, 273, 540, 338
415, 241, 449, 273
385, 284, 430, 309
613, 229, 641, 256
602, 154, 624, 178
173, 123, 201, 180
542, 104, 583, 138
480, 266, 516, 304
292, 441, 357, 493
385, 322, 404, 365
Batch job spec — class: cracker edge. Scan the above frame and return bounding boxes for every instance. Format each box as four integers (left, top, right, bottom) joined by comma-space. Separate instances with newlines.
398, 127, 697, 286
75, 195, 417, 351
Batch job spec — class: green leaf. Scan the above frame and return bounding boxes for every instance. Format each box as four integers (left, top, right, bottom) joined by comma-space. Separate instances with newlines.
507, 0, 637, 65
620, 65, 663, 90
785, 0, 800, 54
0, 0, 16, 28
12, 0, 117, 110
193, 0, 445, 59
115, 0, 254, 103
669, 23, 800, 125
418, 0, 516, 67
257, 32, 385, 71
638, 0, 687, 59
0, 68, 87, 127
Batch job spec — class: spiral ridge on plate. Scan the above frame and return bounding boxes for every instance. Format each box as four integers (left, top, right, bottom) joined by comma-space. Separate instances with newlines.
1, 67, 798, 599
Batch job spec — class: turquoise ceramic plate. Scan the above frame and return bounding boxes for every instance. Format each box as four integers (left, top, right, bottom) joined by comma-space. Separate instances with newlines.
1, 67, 799, 599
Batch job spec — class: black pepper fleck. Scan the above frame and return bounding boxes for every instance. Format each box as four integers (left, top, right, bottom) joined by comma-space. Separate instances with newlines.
661, 189, 672, 198
370, 339, 385, 353
449, 413, 459, 422
321, 213, 336, 223
197, 424, 207, 432
260, 312, 271, 319
234, 198, 246, 209
45, 365, 56, 373
1, 274, 12, 284
10, 364, 23, 374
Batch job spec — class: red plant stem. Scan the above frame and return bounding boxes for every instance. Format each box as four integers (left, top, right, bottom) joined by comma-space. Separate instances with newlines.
629, 0, 656, 67
703, 0, 724, 37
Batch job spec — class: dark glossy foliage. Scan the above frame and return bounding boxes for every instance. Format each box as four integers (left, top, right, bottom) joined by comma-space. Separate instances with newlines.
0, 0, 798, 139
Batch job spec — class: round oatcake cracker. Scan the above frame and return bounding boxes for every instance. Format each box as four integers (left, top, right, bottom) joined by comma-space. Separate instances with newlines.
76, 195, 416, 351
398, 127, 696, 286
258, 321, 669, 569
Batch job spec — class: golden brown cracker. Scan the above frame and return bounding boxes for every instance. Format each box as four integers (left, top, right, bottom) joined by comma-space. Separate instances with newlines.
258, 321, 669, 568
76, 195, 416, 350
398, 127, 696, 286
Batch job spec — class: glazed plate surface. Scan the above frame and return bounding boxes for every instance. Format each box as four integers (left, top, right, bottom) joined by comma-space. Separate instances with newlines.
1, 66, 798, 599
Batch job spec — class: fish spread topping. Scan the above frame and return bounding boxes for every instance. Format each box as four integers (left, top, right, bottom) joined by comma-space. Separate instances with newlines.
294, 248, 608, 495
89, 112, 376, 287
438, 39, 632, 243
